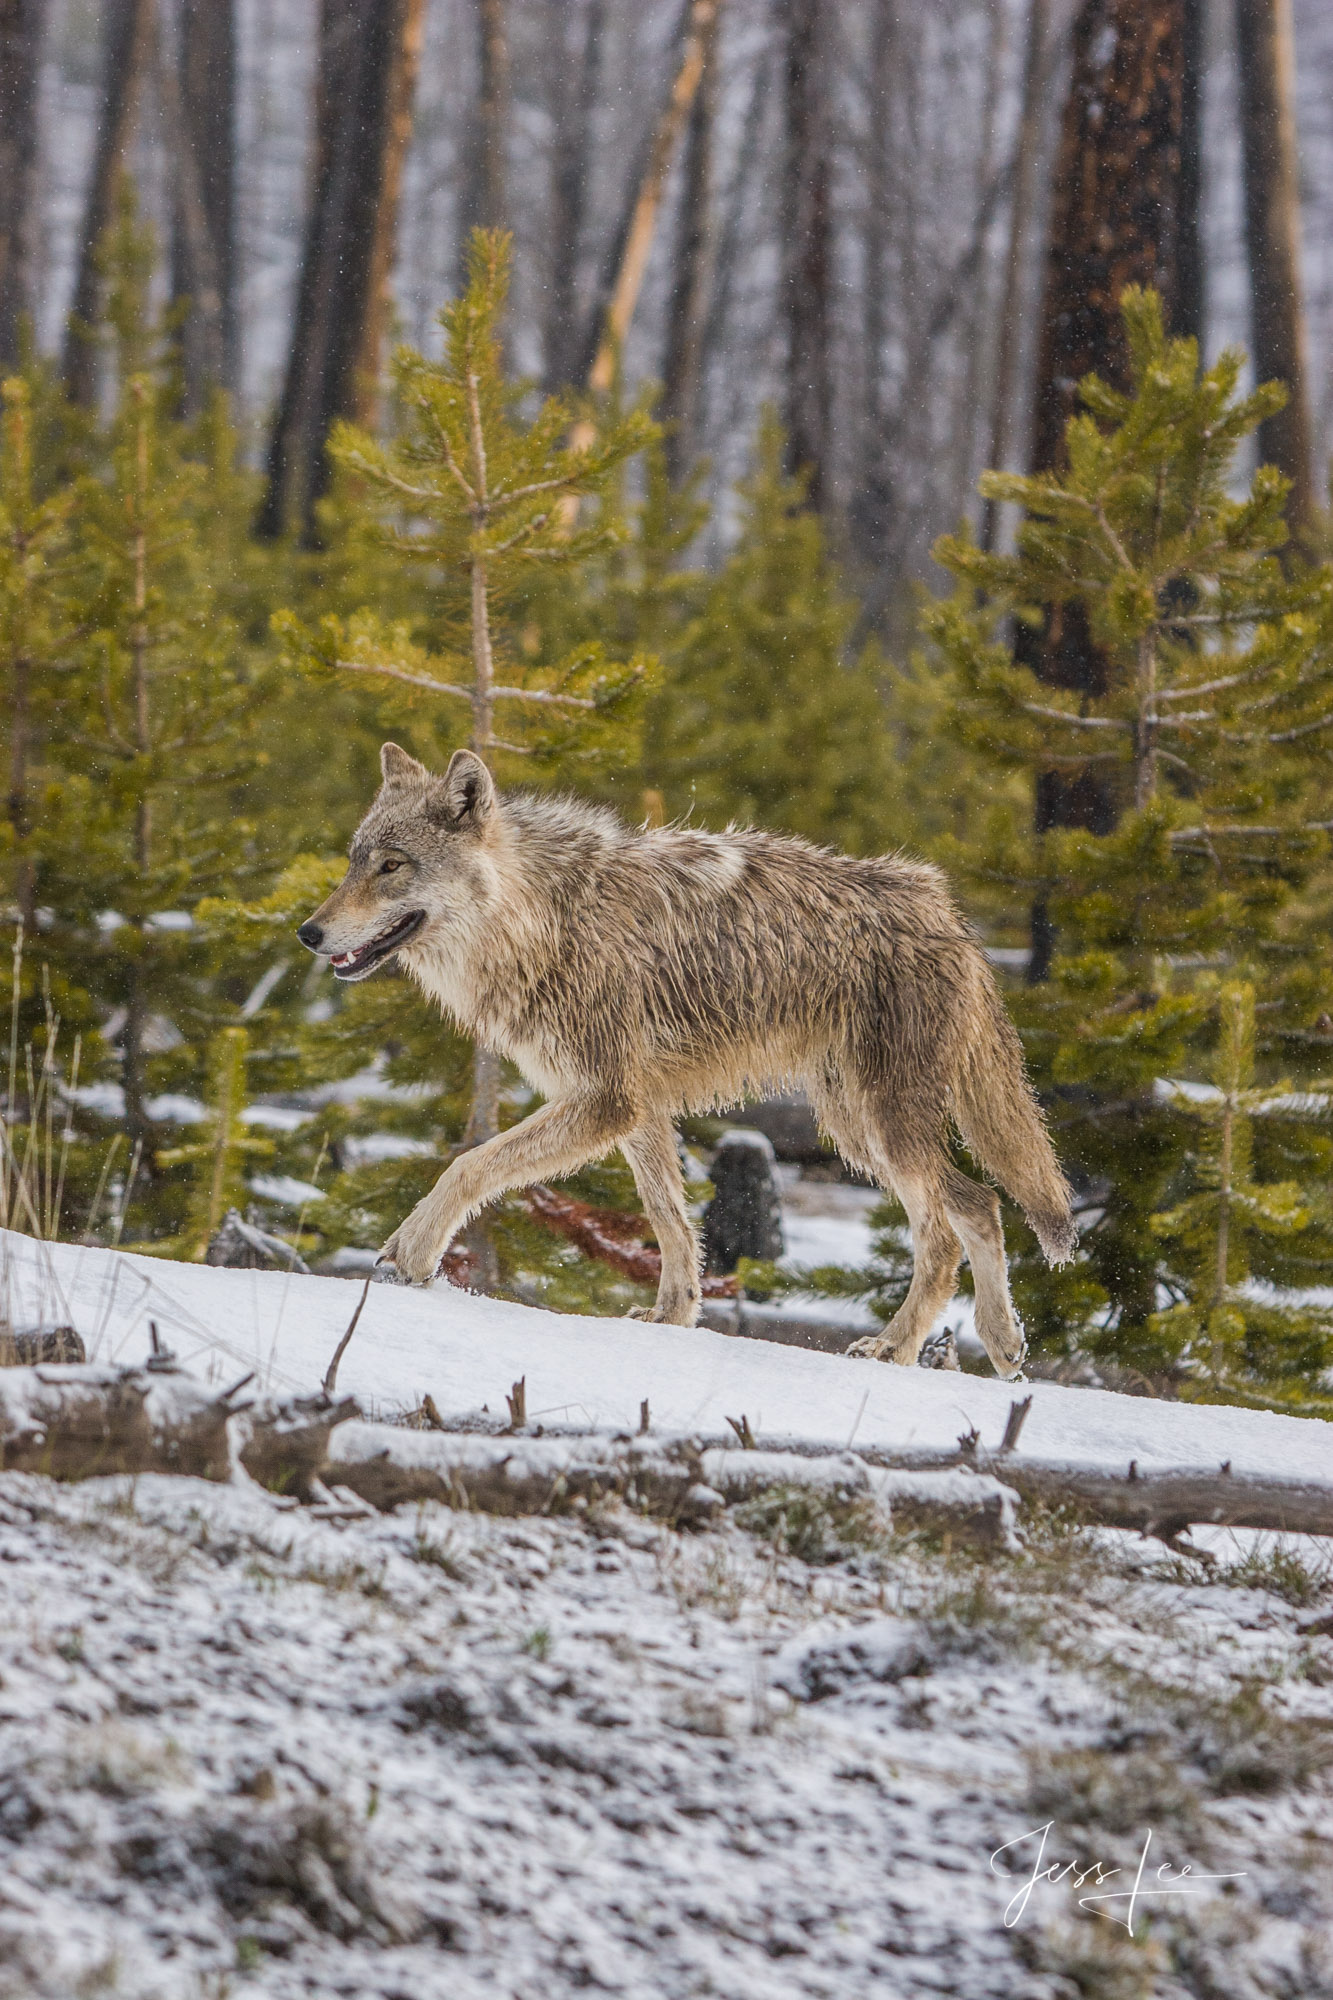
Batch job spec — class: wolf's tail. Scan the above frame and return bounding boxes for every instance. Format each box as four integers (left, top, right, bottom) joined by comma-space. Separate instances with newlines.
951, 984, 1077, 1266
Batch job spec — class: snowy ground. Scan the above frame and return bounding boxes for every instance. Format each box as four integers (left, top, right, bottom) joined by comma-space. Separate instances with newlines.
3, 1232, 1333, 1999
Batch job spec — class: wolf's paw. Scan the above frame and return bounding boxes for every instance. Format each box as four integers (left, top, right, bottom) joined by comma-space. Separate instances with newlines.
379, 1212, 447, 1286
844, 1334, 910, 1364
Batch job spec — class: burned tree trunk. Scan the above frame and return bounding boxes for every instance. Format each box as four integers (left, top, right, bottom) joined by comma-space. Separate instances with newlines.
171, 0, 236, 407
1023, 0, 1195, 980
543, 0, 604, 391
255, 0, 423, 542
1234, 0, 1313, 526
0, 0, 42, 369
661, 0, 720, 483
778, 0, 832, 511
62, 0, 155, 406
1029, 0, 1193, 479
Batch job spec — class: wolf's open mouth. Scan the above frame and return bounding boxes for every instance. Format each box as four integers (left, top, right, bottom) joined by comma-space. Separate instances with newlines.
329, 909, 426, 981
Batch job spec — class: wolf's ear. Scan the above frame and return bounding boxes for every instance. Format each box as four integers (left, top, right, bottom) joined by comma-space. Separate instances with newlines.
431, 749, 497, 831
381, 741, 428, 785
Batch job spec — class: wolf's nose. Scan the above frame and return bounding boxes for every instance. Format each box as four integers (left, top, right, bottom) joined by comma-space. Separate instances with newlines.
297, 920, 324, 952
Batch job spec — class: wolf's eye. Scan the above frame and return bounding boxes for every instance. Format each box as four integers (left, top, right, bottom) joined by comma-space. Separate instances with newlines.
379, 858, 403, 876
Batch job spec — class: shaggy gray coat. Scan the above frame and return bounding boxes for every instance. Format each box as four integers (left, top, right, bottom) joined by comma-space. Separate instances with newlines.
298, 745, 1076, 1376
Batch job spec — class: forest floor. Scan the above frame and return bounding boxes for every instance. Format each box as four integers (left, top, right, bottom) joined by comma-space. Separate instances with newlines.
1, 1235, 1332, 1999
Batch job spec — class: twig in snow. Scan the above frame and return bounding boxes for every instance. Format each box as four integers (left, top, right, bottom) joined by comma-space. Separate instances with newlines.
999, 1396, 1033, 1455
323, 1275, 372, 1394
639, 1398, 650, 1435
725, 1413, 756, 1450
506, 1377, 527, 1430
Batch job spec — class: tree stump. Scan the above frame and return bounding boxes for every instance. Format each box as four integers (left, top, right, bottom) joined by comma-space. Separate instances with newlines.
702, 1128, 785, 1273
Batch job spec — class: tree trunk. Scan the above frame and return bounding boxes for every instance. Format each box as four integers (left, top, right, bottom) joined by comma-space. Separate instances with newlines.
1234, 0, 1313, 526
353, 0, 425, 428
579, 0, 718, 399
1177, 0, 1204, 343
0, 0, 42, 370
171, 0, 237, 407
255, 0, 424, 543
979, 0, 1050, 552
62, 0, 156, 407
543, 0, 604, 392
660, 0, 720, 484
779, 0, 832, 511
1023, 0, 1195, 981
853, 0, 897, 565
459, 0, 510, 271
949, 0, 1007, 519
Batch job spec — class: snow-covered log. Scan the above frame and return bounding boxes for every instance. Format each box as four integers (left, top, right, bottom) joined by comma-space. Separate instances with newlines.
700, 1447, 1021, 1550
0, 1362, 249, 1480
324, 1422, 718, 1521
844, 1440, 1333, 1542
236, 1390, 362, 1498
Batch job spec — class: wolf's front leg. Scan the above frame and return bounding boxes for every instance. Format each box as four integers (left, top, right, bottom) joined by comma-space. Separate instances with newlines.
381, 1091, 637, 1285
621, 1115, 701, 1327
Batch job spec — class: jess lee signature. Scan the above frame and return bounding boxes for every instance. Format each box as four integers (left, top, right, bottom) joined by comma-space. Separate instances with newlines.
991, 1822, 1246, 1934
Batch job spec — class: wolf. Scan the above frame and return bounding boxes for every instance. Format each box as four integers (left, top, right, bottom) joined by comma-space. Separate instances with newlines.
296, 743, 1076, 1377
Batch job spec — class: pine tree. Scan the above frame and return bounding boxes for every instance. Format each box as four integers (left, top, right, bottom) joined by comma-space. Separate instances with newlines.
154, 1025, 275, 1257
2, 201, 278, 1246
270, 229, 664, 1302
1151, 981, 1333, 1409
924, 288, 1333, 1389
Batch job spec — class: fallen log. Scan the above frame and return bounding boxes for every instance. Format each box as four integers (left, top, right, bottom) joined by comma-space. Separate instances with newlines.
324, 1421, 716, 1522
699, 1447, 1020, 1551
0, 1361, 251, 1481
237, 1390, 363, 1499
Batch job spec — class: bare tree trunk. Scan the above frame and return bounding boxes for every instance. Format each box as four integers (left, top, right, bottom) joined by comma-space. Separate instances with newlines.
255, 0, 424, 543
1177, 0, 1204, 342
353, 0, 425, 426
949, 0, 1007, 520
543, 0, 604, 392
661, 0, 720, 483
62, 0, 156, 406
979, 0, 1050, 552
1235, 0, 1314, 525
459, 0, 510, 270
171, 0, 236, 407
853, 0, 898, 566
1024, 0, 1193, 981
779, 0, 831, 511
0, 0, 43, 370
579, 0, 718, 399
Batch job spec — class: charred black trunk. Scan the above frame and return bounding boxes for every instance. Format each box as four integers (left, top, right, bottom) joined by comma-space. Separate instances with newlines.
255, 0, 422, 543
1024, 0, 1196, 979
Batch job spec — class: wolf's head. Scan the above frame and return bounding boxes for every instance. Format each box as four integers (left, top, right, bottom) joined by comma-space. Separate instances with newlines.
296, 743, 498, 981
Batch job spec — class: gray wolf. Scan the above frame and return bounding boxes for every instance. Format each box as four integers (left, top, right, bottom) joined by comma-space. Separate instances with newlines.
296, 743, 1076, 1376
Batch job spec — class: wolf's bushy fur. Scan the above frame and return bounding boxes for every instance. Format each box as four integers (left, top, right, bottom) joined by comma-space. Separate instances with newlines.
300, 745, 1076, 1375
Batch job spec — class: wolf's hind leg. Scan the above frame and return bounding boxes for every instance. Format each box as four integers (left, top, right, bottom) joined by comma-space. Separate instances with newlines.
382, 1091, 635, 1285
940, 1164, 1026, 1378
844, 1165, 962, 1367
621, 1115, 701, 1327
